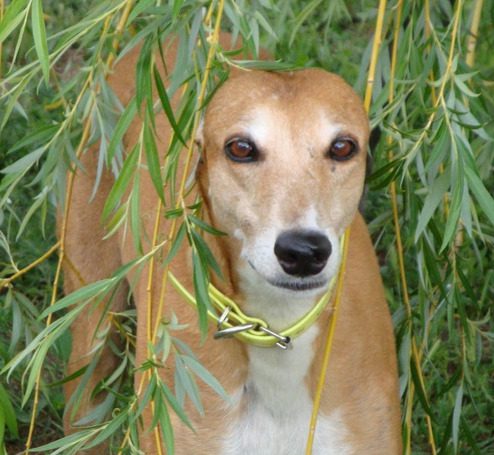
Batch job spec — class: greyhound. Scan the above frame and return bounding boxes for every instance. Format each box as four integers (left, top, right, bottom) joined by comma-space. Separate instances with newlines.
62, 38, 401, 454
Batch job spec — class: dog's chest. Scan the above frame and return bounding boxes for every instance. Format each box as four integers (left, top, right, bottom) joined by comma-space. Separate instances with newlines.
220, 327, 352, 455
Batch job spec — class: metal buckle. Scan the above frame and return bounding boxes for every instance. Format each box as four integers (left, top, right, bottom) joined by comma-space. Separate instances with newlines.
214, 307, 256, 339
213, 306, 292, 350
258, 326, 292, 350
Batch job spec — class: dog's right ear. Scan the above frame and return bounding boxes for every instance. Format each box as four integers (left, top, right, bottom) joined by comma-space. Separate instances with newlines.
193, 118, 206, 179
195, 118, 204, 150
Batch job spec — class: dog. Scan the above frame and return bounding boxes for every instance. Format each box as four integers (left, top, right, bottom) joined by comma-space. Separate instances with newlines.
62, 37, 401, 454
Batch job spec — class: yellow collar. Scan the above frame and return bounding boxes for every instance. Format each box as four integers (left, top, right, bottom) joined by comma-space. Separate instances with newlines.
168, 229, 348, 350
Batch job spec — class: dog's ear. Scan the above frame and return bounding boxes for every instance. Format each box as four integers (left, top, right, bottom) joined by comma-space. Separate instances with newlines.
195, 117, 204, 150
359, 125, 381, 213
192, 118, 206, 182
366, 125, 381, 178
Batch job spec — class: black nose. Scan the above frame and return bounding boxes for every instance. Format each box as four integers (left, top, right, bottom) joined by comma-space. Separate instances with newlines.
274, 230, 332, 277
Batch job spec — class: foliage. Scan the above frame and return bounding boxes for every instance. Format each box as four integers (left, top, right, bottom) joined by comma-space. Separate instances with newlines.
0, 0, 493, 454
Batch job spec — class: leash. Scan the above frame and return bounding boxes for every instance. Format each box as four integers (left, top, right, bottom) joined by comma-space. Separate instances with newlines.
305, 226, 351, 454
168, 228, 349, 350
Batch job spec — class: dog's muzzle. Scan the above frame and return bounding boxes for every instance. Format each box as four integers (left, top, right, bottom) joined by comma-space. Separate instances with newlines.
274, 230, 332, 277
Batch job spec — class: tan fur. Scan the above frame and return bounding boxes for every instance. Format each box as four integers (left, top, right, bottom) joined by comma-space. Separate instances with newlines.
62, 37, 401, 454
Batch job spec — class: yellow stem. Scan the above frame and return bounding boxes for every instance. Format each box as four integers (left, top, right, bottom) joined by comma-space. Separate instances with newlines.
466, 0, 484, 67
24, 117, 92, 454
305, 229, 350, 454
384, 3, 417, 452
363, 0, 387, 112
24, 2, 135, 450
306, 1, 387, 453
122, 1, 226, 451
425, 0, 449, 220
406, 0, 464, 161
150, 0, 227, 343
0, 241, 61, 289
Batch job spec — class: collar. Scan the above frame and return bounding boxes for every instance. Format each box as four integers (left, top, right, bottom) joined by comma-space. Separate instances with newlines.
169, 228, 348, 350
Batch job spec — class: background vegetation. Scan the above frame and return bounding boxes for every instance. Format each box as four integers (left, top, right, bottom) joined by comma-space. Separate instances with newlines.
0, 0, 493, 453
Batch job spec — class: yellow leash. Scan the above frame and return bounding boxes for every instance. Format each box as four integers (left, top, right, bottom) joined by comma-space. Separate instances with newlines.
305, 227, 351, 454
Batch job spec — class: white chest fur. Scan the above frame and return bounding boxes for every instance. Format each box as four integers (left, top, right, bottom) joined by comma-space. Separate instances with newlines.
220, 326, 352, 455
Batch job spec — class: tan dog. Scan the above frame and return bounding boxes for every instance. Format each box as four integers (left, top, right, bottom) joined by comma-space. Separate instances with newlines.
63, 40, 401, 454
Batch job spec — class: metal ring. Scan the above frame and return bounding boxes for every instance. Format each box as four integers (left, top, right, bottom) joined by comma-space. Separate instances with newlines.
217, 306, 231, 330
257, 326, 291, 349
214, 323, 256, 339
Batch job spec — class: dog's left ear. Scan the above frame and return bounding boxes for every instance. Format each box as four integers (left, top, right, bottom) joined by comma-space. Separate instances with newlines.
192, 118, 206, 180
195, 117, 204, 150
366, 125, 381, 178
359, 125, 381, 213
369, 125, 381, 153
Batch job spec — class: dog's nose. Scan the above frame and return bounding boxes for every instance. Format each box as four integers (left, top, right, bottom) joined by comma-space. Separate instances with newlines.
274, 230, 332, 277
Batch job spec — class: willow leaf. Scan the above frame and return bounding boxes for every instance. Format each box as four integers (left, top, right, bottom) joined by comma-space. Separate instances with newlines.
106, 97, 137, 165
0, 383, 18, 439
0, 0, 29, 43
153, 64, 186, 146
31, 0, 50, 83
464, 165, 494, 227
102, 144, 139, 221
143, 111, 165, 204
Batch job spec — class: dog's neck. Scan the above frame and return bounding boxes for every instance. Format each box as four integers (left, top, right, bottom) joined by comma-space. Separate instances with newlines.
197, 192, 342, 454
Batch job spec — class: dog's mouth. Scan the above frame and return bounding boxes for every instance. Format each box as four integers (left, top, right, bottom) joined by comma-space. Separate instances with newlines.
247, 260, 327, 292
267, 278, 327, 291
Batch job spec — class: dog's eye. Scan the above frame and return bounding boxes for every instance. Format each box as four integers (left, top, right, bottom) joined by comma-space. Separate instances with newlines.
328, 137, 357, 161
225, 138, 258, 163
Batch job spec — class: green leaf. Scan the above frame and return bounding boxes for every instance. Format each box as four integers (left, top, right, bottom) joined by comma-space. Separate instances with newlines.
164, 222, 186, 265
454, 77, 479, 98
29, 428, 94, 453
452, 383, 464, 452
440, 169, 464, 251
106, 97, 138, 165
289, 0, 323, 46
190, 229, 223, 279
31, 0, 50, 83
102, 144, 139, 220
415, 171, 450, 241
83, 409, 127, 449
1, 147, 45, 175
0, 383, 18, 438
135, 35, 154, 110
175, 356, 203, 415
130, 173, 143, 253
182, 355, 228, 401
464, 164, 494, 227
143, 111, 165, 204
153, 64, 186, 146
156, 394, 174, 455
0, 411, 4, 455
188, 215, 226, 236
159, 381, 193, 430
0, 75, 31, 132
39, 278, 115, 318
192, 252, 210, 337
0, 0, 29, 43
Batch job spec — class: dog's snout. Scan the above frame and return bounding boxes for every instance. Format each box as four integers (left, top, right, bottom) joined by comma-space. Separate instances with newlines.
274, 230, 332, 277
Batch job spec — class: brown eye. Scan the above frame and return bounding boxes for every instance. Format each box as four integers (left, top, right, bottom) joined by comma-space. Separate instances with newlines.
225, 138, 259, 163
328, 137, 357, 161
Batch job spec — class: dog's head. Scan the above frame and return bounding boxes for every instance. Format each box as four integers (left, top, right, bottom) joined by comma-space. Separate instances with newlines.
197, 68, 369, 300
